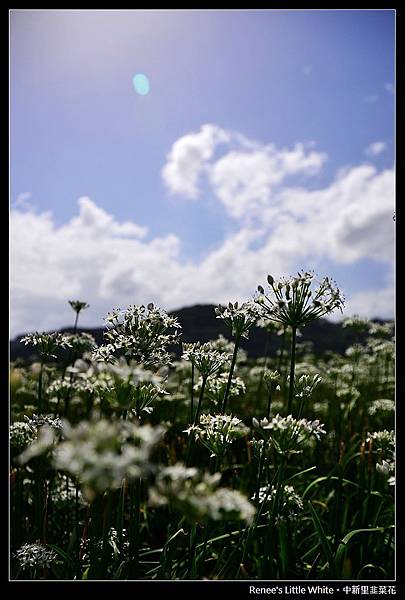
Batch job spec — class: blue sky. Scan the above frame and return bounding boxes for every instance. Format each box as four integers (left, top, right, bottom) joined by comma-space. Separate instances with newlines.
10, 10, 395, 334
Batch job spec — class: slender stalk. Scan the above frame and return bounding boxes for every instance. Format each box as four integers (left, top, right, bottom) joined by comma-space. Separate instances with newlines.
74, 483, 81, 578
190, 364, 195, 423
287, 326, 297, 415
88, 496, 103, 579
221, 336, 240, 414
256, 331, 271, 399
254, 441, 267, 504
187, 523, 198, 579
38, 359, 44, 414
266, 389, 273, 421
193, 376, 207, 426
128, 478, 142, 578
100, 493, 114, 576
73, 312, 79, 334
277, 327, 286, 373
62, 308, 82, 419
186, 377, 207, 467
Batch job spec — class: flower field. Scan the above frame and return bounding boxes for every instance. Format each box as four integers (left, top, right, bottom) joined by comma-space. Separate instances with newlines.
9, 273, 395, 580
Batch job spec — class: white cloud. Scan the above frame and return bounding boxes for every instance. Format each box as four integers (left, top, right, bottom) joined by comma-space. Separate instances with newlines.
268, 165, 395, 265
163, 125, 327, 219
161, 124, 230, 198
11, 127, 395, 335
365, 141, 387, 157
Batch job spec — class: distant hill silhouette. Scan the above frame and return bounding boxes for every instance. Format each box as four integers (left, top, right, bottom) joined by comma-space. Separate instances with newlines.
10, 303, 384, 364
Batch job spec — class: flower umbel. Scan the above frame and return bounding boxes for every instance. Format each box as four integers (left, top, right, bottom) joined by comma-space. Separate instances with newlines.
182, 342, 230, 379
20, 332, 72, 359
256, 271, 345, 328
215, 299, 261, 339
94, 303, 181, 369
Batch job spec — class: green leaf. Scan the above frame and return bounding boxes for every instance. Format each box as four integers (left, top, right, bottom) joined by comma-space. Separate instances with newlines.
335, 526, 393, 573
278, 522, 288, 577
308, 501, 338, 578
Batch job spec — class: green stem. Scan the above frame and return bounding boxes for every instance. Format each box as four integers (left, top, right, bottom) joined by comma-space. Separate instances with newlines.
128, 478, 142, 578
266, 389, 272, 421
193, 376, 207, 426
38, 359, 44, 414
190, 364, 195, 423
186, 378, 207, 467
277, 327, 286, 373
88, 496, 103, 579
254, 441, 267, 504
256, 331, 271, 399
75, 483, 81, 577
187, 523, 198, 579
287, 326, 297, 415
221, 336, 240, 414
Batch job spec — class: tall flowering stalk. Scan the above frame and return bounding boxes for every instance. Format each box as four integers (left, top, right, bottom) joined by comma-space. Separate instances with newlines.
20, 332, 72, 413
215, 300, 260, 413
182, 342, 230, 425
69, 300, 90, 333
256, 271, 344, 415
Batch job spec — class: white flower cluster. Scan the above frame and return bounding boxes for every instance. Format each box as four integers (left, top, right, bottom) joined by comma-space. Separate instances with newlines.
149, 463, 255, 524
215, 299, 261, 339
366, 429, 395, 449
263, 370, 282, 393
194, 372, 246, 405
256, 271, 345, 328
366, 430, 395, 486
93, 303, 181, 368
47, 375, 96, 396
25, 413, 63, 434
368, 399, 395, 416
185, 413, 248, 457
254, 414, 326, 440
53, 418, 165, 501
342, 315, 370, 332
255, 484, 304, 522
182, 342, 230, 378
13, 414, 63, 464
253, 414, 326, 454
20, 332, 73, 359
10, 421, 36, 454
293, 373, 322, 401
14, 543, 57, 569
65, 332, 96, 353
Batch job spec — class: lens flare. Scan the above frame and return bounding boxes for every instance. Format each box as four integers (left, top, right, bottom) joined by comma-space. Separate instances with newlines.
133, 73, 150, 95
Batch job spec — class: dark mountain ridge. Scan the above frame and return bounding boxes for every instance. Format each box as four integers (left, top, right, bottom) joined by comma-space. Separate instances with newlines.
10, 303, 386, 363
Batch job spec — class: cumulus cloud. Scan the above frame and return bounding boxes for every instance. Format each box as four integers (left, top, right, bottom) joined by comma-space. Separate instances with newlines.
161, 124, 230, 198
11, 126, 395, 335
163, 125, 327, 219
365, 141, 387, 157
